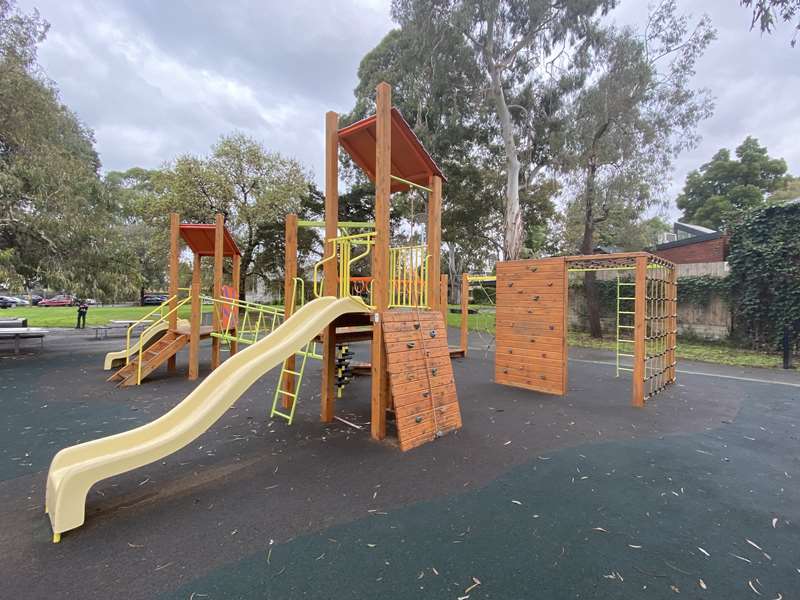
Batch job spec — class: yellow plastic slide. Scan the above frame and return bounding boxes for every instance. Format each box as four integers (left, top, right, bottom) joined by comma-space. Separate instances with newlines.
102, 319, 188, 370
45, 296, 370, 542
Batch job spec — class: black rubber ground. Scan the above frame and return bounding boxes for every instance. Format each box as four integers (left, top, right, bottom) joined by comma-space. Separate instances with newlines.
0, 331, 798, 598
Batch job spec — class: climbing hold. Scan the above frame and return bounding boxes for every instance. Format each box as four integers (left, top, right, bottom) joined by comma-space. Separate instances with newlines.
415, 416, 423, 423
406, 342, 415, 349
431, 368, 438, 376
430, 329, 437, 338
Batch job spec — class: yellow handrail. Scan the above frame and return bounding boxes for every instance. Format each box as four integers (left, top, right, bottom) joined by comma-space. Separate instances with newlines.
313, 232, 376, 300
389, 245, 430, 308
205, 295, 284, 346
125, 294, 180, 366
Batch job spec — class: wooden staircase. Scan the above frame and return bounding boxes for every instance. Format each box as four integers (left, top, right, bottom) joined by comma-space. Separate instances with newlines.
108, 331, 188, 387
381, 310, 462, 451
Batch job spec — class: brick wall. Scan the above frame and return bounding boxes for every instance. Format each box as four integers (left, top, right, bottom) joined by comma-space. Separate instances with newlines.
653, 235, 727, 264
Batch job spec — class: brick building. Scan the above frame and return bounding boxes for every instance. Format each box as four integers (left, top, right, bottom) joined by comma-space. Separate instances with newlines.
652, 222, 728, 264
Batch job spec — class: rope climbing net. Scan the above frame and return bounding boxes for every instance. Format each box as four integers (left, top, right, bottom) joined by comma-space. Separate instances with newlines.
644, 259, 677, 399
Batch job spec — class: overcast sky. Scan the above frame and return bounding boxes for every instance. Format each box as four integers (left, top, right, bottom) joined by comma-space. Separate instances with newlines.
21, 0, 800, 220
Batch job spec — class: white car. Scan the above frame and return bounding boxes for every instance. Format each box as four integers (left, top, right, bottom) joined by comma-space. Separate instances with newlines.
10, 296, 29, 305
0, 295, 18, 306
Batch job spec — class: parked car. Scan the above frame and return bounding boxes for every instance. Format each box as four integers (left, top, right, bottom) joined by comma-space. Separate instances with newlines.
39, 294, 75, 307
0, 297, 14, 309
84, 298, 98, 305
142, 294, 167, 306
30, 294, 43, 305
9, 296, 29, 305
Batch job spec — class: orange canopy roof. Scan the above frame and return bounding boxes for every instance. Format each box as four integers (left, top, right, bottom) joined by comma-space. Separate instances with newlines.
338, 107, 446, 193
179, 223, 241, 257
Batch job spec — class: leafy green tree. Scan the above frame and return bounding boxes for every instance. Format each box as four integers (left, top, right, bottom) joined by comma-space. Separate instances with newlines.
562, 1, 715, 337
159, 133, 314, 299
676, 136, 789, 230
0, 0, 120, 298
741, 0, 800, 46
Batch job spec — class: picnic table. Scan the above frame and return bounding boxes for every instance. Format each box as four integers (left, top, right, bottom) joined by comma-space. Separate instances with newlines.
0, 318, 28, 328
91, 320, 153, 339
0, 328, 47, 354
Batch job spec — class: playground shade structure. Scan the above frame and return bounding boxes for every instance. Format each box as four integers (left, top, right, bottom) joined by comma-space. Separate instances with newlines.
45, 296, 370, 542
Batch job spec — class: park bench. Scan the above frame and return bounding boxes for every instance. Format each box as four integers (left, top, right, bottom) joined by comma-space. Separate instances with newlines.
0, 328, 47, 354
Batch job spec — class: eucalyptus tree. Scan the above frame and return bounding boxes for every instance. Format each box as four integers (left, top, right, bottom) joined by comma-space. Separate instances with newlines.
561, 0, 715, 337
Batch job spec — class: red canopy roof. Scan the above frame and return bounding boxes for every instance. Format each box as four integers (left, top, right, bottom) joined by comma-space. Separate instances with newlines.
338, 107, 446, 193
179, 223, 241, 257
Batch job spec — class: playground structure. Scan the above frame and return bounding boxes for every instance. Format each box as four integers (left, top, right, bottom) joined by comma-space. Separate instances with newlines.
46, 82, 463, 542
452, 253, 677, 406
104, 214, 285, 386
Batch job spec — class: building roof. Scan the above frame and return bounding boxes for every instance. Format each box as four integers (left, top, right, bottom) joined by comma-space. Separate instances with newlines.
654, 230, 724, 251
338, 107, 446, 193
179, 223, 241, 257
675, 222, 717, 236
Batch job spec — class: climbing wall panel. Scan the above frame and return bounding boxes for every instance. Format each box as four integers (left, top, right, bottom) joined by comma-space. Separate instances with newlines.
381, 310, 462, 451
495, 257, 568, 395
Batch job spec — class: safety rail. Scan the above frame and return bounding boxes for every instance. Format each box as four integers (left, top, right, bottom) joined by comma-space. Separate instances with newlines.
389, 245, 430, 308
208, 295, 284, 346
313, 232, 376, 302
134, 295, 193, 385
125, 294, 182, 367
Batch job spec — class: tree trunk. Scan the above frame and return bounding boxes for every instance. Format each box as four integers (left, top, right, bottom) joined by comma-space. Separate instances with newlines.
238, 271, 247, 301
139, 286, 146, 306
488, 66, 523, 260
581, 162, 603, 339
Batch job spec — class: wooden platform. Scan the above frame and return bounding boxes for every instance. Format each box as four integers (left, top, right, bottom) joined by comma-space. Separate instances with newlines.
381, 309, 462, 451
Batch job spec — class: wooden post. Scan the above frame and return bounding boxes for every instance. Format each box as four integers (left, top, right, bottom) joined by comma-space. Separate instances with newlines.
167, 213, 180, 372
211, 214, 224, 370
188, 252, 201, 380
439, 274, 448, 322
370, 82, 391, 441
461, 273, 469, 356
427, 175, 442, 311
321, 112, 339, 422
668, 264, 677, 383
283, 213, 298, 407
632, 255, 647, 407
230, 253, 240, 356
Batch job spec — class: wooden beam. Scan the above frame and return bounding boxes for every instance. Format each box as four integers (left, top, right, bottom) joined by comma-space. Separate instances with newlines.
371, 82, 391, 441
460, 273, 469, 357
211, 214, 224, 370
188, 252, 201, 380
230, 253, 240, 356
167, 213, 180, 372
321, 111, 339, 422
427, 175, 442, 310
439, 274, 448, 323
632, 255, 647, 407
283, 213, 298, 407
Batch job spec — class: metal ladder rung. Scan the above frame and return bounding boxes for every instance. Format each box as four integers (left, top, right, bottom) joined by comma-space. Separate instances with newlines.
283, 369, 301, 376
271, 410, 292, 420
617, 339, 634, 344
617, 352, 635, 357
618, 282, 636, 286
277, 389, 297, 397
618, 325, 634, 329
618, 310, 635, 314
618, 297, 636, 300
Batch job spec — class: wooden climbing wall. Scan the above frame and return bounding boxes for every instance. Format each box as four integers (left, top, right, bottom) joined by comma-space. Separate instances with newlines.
381, 310, 462, 451
495, 257, 568, 395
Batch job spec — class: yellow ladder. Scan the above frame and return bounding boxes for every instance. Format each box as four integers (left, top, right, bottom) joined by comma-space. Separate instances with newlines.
269, 340, 312, 425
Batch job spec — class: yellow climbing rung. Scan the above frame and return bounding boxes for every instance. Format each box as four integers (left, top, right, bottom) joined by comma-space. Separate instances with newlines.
270, 339, 313, 425
277, 389, 297, 397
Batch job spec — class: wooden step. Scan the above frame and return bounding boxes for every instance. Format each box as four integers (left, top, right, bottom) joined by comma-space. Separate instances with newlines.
118, 333, 188, 387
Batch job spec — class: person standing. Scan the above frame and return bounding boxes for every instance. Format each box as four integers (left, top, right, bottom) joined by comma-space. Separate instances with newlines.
76, 299, 89, 329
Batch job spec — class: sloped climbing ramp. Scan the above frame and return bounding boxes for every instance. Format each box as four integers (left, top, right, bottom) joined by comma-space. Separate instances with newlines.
381, 310, 462, 451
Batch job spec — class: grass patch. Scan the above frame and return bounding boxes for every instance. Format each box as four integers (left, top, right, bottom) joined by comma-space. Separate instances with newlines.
1, 304, 213, 328
446, 305, 785, 369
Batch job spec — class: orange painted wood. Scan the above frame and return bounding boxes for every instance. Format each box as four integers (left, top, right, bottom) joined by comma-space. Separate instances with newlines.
322, 112, 339, 422
370, 84, 391, 440
168, 213, 180, 372
495, 257, 567, 396
188, 254, 201, 380
210, 214, 224, 370
282, 213, 298, 405
381, 309, 461, 451
439, 274, 448, 322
